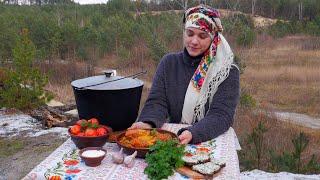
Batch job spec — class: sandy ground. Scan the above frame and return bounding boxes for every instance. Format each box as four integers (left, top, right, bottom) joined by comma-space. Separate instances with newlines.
274, 111, 320, 130
0, 110, 68, 180
0, 135, 67, 180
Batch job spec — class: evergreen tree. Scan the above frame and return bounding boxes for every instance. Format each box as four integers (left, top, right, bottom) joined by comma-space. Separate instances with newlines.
0, 28, 51, 110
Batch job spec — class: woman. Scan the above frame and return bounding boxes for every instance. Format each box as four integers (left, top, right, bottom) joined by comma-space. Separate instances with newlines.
130, 5, 240, 144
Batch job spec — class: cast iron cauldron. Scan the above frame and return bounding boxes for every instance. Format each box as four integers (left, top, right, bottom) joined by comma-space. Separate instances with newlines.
71, 72, 144, 131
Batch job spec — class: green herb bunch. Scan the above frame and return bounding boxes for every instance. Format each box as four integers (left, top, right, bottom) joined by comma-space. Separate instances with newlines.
144, 139, 185, 180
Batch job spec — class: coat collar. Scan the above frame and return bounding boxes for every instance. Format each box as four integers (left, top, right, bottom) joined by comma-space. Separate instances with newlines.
182, 48, 203, 67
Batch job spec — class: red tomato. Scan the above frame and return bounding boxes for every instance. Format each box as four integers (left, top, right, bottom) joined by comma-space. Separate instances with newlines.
100, 125, 110, 131
77, 132, 85, 136
84, 128, 98, 136
88, 118, 99, 128
70, 125, 81, 135
96, 127, 107, 136
88, 118, 99, 126
76, 119, 88, 127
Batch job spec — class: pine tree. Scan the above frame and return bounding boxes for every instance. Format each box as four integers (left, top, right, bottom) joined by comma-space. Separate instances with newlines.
0, 28, 51, 110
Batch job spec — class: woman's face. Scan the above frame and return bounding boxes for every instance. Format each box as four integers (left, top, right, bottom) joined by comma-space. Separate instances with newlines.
184, 27, 212, 57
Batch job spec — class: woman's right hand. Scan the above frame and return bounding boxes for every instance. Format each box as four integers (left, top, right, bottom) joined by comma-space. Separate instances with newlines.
128, 122, 152, 129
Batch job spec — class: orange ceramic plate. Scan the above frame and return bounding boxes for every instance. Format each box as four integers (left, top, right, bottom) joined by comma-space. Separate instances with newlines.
116, 128, 178, 158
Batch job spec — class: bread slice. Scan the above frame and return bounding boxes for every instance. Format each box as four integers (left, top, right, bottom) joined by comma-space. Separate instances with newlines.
182, 153, 210, 166
192, 161, 221, 175
210, 158, 226, 167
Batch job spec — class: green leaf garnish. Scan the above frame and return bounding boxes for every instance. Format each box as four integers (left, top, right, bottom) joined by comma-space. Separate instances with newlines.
144, 140, 185, 180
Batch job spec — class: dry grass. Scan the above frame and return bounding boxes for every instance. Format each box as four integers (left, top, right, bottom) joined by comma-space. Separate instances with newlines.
233, 35, 320, 170
238, 35, 320, 117
0, 67, 8, 85
37, 60, 90, 85
45, 83, 75, 104
37, 60, 92, 104
234, 108, 320, 170
97, 41, 157, 82
95, 41, 160, 109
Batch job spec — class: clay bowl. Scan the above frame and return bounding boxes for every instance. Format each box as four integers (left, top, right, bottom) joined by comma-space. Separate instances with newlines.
116, 128, 178, 158
68, 128, 109, 149
79, 147, 107, 167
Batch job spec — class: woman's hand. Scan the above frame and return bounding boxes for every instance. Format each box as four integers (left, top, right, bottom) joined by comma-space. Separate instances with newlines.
178, 130, 192, 144
128, 122, 152, 129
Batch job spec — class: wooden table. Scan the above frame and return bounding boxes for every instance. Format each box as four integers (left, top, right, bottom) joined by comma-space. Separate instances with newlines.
23, 123, 241, 180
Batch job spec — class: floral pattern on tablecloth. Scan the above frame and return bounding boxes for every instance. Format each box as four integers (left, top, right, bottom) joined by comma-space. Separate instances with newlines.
23, 123, 240, 180
43, 149, 81, 180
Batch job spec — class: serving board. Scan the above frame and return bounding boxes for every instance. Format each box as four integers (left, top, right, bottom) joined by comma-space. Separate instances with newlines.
177, 139, 224, 179
176, 165, 224, 179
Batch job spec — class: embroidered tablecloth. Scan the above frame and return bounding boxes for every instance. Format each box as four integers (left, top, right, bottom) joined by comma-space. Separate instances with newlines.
23, 123, 241, 180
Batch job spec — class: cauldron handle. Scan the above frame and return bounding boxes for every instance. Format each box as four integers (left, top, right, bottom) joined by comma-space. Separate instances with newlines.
131, 70, 147, 79
74, 70, 147, 90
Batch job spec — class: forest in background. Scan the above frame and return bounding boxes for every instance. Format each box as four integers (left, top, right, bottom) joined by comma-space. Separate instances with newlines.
0, 0, 320, 67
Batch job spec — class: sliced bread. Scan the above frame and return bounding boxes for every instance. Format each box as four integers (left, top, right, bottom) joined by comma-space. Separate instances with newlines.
192, 161, 221, 175
211, 158, 226, 167
182, 153, 210, 166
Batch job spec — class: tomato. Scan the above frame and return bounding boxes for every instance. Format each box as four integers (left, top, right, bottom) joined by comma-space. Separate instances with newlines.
70, 125, 81, 135
96, 127, 107, 136
88, 118, 99, 126
103, 125, 112, 134
76, 119, 88, 128
84, 128, 98, 136
77, 132, 85, 136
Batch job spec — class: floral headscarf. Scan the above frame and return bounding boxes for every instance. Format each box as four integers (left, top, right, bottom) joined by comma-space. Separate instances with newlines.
181, 5, 235, 124
184, 5, 223, 33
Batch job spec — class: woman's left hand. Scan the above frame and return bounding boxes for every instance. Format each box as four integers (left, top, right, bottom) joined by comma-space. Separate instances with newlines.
178, 130, 192, 144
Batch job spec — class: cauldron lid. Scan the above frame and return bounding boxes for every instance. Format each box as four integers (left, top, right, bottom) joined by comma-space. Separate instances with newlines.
71, 75, 143, 90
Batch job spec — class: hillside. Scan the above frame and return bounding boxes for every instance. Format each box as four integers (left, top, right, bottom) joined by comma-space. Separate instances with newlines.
144, 9, 278, 28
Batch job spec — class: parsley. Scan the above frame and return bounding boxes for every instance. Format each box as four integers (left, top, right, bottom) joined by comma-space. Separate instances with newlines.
144, 140, 185, 180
